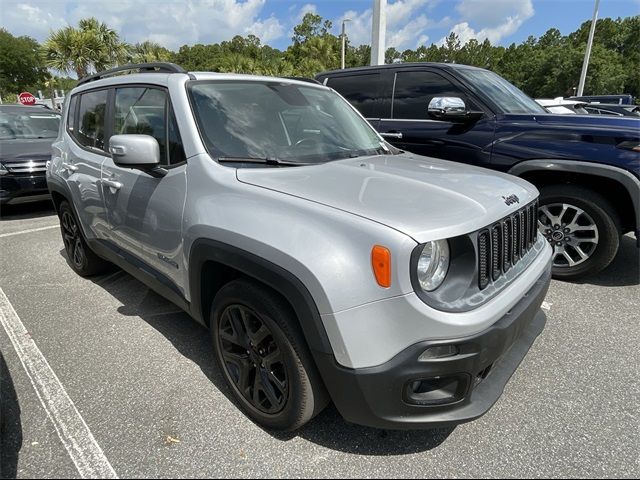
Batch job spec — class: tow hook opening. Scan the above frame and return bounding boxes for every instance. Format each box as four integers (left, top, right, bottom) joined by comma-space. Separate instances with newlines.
404, 374, 470, 406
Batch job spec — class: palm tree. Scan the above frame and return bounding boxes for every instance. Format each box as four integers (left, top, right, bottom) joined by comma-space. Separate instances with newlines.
41, 18, 127, 78
219, 53, 257, 74
128, 41, 172, 64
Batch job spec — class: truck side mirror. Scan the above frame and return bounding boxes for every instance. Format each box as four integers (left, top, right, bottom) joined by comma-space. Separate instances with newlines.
428, 97, 482, 123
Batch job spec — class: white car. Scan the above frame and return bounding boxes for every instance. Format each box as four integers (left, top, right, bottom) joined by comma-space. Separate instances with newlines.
536, 97, 588, 115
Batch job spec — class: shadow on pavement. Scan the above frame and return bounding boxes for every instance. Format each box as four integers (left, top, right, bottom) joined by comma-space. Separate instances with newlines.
0, 350, 23, 479
83, 265, 452, 456
577, 235, 639, 287
0, 200, 56, 221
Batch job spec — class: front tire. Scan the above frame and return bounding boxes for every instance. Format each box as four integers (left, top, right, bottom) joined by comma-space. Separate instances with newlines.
58, 201, 109, 277
538, 185, 620, 280
210, 279, 328, 431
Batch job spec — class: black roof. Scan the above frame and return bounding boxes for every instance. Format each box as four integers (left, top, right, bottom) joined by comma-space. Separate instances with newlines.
316, 62, 485, 77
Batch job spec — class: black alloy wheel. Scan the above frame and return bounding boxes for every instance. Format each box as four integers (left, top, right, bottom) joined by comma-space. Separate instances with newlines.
61, 209, 85, 270
210, 279, 328, 431
57, 201, 109, 277
218, 304, 288, 414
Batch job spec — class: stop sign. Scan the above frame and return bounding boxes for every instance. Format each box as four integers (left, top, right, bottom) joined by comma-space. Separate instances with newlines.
18, 92, 37, 105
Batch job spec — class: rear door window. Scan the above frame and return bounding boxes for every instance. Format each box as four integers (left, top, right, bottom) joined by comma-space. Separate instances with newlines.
327, 74, 382, 118
75, 89, 108, 150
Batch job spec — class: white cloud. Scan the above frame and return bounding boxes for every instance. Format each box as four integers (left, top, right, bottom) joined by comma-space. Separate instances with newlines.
247, 16, 285, 43
416, 34, 430, 48
441, 0, 534, 45
2, 3, 67, 39
1, 0, 286, 49
298, 3, 317, 19
338, 0, 437, 50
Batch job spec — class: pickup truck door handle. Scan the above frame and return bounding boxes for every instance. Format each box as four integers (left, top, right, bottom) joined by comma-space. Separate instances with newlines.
62, 162, 78, 172
101, 179, 122, 191
380, 132, 403, 139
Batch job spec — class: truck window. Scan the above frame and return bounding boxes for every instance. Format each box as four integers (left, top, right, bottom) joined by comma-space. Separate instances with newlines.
392, 71, 474, 120
327, 74, 381, 118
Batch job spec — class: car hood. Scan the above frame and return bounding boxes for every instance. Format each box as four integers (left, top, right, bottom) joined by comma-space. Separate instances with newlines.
237, 153, 538, 242
0, 138, 55, 162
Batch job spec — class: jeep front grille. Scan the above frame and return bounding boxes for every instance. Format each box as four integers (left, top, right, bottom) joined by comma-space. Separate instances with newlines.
478, 199, 539, 290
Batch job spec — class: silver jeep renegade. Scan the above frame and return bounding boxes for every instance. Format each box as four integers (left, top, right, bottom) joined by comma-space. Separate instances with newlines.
48, 63, 552, 431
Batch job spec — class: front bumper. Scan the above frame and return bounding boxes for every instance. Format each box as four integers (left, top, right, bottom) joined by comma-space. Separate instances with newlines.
0, 174, 50, 205
315, 265, 551, 430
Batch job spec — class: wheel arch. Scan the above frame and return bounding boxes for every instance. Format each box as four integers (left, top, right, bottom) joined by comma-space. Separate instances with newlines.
509, 160, 640, 234
188, 238, 334, 356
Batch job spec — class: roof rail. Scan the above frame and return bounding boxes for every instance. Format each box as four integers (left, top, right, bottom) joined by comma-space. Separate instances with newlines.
77, 62, 187, 86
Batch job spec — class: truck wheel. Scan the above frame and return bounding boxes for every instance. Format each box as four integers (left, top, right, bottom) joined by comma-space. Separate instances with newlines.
58, 201, 109, 277
538, 185, 620, 280
210, 279, 328, 431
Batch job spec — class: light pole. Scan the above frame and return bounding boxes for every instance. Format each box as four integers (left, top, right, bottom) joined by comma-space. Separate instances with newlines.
371, 0, 386, 66
577, 0, 600, 97
341, 19, 351, 70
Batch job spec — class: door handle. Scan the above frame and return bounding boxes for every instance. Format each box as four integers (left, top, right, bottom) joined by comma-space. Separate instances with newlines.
380, 132, 403, 139
102, 179, 122, 191
62, 162, 78, 172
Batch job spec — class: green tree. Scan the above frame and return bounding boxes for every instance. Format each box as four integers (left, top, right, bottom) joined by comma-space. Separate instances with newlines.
129, 41, 173, 63
41, 17, 128, 78
0, 29, 48, 98
292, 13, 332, 45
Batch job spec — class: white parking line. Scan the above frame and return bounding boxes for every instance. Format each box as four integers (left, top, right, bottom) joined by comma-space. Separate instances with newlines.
0, 224, 59, 239
0, 287, 118, 479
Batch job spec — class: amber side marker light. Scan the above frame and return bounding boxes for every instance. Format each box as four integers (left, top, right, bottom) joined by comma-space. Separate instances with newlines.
371, 245, 392, 288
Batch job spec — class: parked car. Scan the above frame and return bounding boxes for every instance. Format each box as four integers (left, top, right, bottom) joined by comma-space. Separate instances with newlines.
583, 103, 640, 117
48, 63, 552, 431
568, 94, 634, 105
535, 98, 589, 115
0, 105, 60, 206
317, 63, 640, 280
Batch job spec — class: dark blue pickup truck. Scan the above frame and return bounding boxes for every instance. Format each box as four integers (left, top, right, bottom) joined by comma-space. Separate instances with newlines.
317, 63, 640, 280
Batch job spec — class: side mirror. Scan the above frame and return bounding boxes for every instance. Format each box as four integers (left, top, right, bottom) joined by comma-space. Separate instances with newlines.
428, 97, 482, 123
109, 134, 160, 169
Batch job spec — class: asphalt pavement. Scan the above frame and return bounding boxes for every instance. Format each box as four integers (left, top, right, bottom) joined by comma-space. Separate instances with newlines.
0, 201, 638, 478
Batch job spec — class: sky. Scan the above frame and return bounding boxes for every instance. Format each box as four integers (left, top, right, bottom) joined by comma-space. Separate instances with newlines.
2, 0, 639, 52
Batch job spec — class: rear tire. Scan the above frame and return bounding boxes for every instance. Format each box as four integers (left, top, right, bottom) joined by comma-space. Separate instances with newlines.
210, 279, 328, 431
538, 185, 620, 280
58, 201, 109, 277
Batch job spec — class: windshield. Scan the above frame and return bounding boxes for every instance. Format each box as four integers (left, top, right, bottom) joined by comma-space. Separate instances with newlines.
188, 81, 386, 164
0, 110, 61, 140
458, 69, 548, 114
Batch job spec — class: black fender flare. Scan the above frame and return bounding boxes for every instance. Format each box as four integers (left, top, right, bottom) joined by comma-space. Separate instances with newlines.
188, 238, 334, 355
508, 159, 640, 230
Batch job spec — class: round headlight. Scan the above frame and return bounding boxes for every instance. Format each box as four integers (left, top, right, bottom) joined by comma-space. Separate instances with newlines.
417, 240, 450, 291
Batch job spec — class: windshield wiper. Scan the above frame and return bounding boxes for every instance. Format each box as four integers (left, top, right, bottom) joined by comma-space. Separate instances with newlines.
217, 156, 310, 166
344, 145, 393, 159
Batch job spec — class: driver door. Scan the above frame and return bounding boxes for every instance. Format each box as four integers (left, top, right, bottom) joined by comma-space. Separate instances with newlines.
377, 69, 494, 166
101, 86, 188, 294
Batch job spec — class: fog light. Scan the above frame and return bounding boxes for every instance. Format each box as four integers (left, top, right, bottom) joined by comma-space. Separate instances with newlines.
405, 375, 469, 406
418, 345, 459, 361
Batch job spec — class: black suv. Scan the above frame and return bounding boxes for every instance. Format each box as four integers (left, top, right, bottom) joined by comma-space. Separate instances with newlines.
317, 63, 640, 280
0, 105, 60, 206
